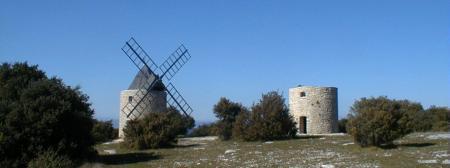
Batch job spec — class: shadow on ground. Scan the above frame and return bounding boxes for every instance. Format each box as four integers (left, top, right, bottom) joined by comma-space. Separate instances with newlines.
172, 144, 201, 148
294, 135, 324, 139
399, 142, 435, 148
151, 143, 201, 149
380, 142, 435, 149
96, 152, 161, 165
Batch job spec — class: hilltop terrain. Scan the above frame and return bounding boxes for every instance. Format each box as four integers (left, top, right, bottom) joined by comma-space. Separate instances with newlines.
85, 132, 449, 167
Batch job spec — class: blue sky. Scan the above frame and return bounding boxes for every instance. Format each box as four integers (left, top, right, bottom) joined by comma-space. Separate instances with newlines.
1, 0, 449, 123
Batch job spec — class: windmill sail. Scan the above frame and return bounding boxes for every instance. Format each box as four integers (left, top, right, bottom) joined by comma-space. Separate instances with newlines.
159, 44, 191, 81
120, 37, 193, 119
120, 38, 160, 118
166, 82, 193, 116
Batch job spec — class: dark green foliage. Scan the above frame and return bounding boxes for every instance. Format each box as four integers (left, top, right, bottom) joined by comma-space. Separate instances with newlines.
347, 96, 422, 147
0, 62, 95, 167
408, 109, 432, 132
426, 106, 449, 131
338, 118, 348, 133
27, 150, 74, 168
232, 110, 252, 140
188, 123, 218, 137
397, 99, 426, 133
167, 106, 195, 136
213, 98, 246, 140
92, 119, 117, 144
123, 107, 195, 150
399, 105, 449, 132
233, 91, 297, 141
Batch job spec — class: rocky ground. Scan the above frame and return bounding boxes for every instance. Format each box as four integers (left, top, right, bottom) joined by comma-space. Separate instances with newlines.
83, 132, 449, 168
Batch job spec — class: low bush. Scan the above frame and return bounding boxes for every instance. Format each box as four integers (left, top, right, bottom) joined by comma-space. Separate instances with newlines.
123, 107, 195, 149
213, 98, 247, 140
232, 110, 252, 140
91, 119, 117, 144
167, 107, 195, 136
189, 123, 218, 137
426, 106, 449, 131
232, 91, 297, 141
338, 118, 348, 133
27, 150, 74, 168
347, 96, 421, 147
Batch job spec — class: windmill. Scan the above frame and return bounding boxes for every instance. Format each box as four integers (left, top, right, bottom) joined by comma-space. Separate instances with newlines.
118, 37, 193, 138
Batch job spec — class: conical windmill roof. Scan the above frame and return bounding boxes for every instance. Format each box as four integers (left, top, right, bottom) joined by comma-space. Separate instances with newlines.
128, 68, 165, 91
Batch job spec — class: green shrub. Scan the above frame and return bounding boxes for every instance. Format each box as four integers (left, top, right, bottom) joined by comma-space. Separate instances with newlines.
347, 96, 422, 147
338, 118, 348, 133
123, 107, 195, 149
233, 91, 297, 141
27, 150, 74, 168
166, 107, 195, 136
213, 98, 246, 140
426, 106, 449, 131
408, 110, 432, 132
91, 119, 117, 144
0, 62, 95, 167
189, 123, 218, 137
401, 105, 449, 132
232, 110, 252, 140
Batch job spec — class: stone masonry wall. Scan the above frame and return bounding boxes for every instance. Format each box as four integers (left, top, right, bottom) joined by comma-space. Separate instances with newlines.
289, 86, 338, 134
119, 89, 167, 138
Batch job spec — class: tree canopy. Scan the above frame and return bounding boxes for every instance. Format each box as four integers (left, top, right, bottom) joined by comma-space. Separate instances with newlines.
347, 96, 422, 147
0, 62, 95, 167
213, 97, 246, 140
233, 91, 297, 141
123, 106, 195, 149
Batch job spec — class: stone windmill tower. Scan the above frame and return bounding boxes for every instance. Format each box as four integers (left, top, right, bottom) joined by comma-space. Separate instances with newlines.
289, 85, 338, 134
119, 68, 167, 137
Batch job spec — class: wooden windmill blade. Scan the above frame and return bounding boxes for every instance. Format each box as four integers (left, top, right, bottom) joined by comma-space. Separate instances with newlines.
157, 44, 193, 117
166, 82, 193, 117
120, 37, 160, 118
121, 70, 159, 118
158, 44, 191, 81
121, 37, 159, 75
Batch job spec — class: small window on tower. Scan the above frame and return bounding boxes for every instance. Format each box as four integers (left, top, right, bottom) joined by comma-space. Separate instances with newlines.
300, 92, 306, 97
128, 96, 133, 102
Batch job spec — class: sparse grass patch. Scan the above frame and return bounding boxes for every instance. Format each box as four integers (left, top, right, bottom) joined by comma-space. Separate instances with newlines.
85, 132, 449, 167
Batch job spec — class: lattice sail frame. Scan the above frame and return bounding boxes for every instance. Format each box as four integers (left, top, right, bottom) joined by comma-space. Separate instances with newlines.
121, 37, 193, 119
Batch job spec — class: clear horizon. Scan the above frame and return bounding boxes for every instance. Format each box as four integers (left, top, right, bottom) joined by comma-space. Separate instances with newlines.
1, 0, 449, 123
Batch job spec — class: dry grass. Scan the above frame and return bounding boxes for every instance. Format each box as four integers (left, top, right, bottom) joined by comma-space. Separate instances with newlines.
82, 132, 449, 167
